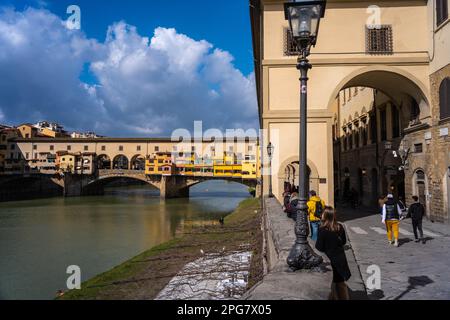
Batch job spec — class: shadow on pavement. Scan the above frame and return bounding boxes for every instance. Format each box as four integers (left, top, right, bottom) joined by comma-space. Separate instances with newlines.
393, 276, 434, 300
367, 289, 385, 300
348, 288, 369, 300
398, 238, 413, 246
336, 205, 379, 222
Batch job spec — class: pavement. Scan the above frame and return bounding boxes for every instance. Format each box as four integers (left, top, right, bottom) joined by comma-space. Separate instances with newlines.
244, 198, 367, 300
340, 206, 450, 300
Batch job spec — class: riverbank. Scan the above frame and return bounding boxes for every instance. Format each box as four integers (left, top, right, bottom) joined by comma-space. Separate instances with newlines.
60, 197, 263, 300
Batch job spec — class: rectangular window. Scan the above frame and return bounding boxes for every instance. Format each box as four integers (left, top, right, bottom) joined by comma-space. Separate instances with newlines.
67, 145, 71, 151
414, 143, 423, 153
155, 146, 159, 152
25, 152, 29, 159
119, 146, 123, 151
366, 25, 393, 55
101, 146, 106, 151
137, 146, 141, 152
437, 0, 449, 27
84, 146, 88, 151
50, 145, 54, 151
283, 28, 300, 56
33, 145, 37, 150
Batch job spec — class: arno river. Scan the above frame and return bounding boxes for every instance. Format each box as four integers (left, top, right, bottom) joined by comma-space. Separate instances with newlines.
0, 180, 250, 300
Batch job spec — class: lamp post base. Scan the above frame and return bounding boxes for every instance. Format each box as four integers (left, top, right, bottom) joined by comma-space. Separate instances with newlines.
286, 208, 323, 271
287, 242, 324, 271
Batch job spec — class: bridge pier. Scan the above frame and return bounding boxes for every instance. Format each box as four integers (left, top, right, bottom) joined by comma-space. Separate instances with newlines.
160, 176, 189, 199
63, 174, 100, 197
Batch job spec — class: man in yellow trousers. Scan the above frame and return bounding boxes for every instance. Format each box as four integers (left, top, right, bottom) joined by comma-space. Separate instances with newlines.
382, 194, 403, 247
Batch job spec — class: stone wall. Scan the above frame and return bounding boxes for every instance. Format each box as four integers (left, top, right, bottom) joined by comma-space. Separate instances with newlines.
404, 64, 450, 223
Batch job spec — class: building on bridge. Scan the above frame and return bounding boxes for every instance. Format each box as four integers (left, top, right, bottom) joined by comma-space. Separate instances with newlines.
250, 0, 450, 222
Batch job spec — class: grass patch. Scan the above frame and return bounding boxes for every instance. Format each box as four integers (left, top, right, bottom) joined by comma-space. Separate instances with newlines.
61, 198, 263, 300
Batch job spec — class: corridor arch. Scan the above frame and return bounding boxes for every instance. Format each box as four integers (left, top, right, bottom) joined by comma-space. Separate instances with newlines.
277, 156, 321, 199
327, 66, 431, 121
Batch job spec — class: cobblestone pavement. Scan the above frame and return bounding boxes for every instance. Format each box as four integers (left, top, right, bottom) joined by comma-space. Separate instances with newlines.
340, 207, 450, 300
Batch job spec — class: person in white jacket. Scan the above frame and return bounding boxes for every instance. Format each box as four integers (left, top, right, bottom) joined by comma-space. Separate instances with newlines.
382, 194, 403, 247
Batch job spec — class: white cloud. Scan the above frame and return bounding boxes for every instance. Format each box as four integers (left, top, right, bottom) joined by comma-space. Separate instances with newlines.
0, 7, 258, 136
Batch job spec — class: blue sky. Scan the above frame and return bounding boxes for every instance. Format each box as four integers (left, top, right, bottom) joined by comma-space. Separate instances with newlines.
6, 0, 255, 84
0, 0, 258, 136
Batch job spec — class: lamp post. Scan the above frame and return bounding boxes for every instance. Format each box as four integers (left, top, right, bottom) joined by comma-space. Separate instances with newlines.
284, 0, 326, 271
267, 142, 275, 198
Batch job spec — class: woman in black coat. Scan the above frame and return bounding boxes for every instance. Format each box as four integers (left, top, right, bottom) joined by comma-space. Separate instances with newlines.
315, 207, 351, 300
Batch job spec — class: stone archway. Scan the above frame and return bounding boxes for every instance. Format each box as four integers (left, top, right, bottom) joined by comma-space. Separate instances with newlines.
97, 154, 111, 169
277, 156, 320, 200
113, 155, 129, 170
130, 154, 145, 171
326, 66, 431, 120
412, 168, 430, 217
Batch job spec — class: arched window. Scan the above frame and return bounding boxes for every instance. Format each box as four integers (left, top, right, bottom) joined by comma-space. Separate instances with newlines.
440, 78, 450, 120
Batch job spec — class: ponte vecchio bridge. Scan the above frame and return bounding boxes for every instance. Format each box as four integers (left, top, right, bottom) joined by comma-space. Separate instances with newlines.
3, 137, 261, 199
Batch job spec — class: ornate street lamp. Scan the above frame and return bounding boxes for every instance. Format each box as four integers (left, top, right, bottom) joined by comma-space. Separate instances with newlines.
284, 0, 326, 271
267, 142, 275, 198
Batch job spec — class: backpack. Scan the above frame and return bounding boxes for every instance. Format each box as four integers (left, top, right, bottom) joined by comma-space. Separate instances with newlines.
314, 200, 324, 219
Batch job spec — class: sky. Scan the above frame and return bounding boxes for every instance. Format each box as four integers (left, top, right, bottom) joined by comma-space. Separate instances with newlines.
0, 0, 258, 137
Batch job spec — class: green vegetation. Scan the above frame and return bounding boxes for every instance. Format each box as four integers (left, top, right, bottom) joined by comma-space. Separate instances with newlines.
61, 198, 263, 300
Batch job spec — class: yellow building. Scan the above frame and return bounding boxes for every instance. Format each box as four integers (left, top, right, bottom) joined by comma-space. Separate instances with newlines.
250, 0, 449, 221
58, 154, 75, 173
17, 124, 38, 139
145, 152, 175, 176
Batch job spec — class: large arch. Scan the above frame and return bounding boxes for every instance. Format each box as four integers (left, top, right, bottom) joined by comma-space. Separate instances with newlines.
97, 154, 111, 170
112, 155, 129, 170
130, 154, 146, 171
83, 175, 160, 196
277, 156, 321, 200
327, 66, 431, 121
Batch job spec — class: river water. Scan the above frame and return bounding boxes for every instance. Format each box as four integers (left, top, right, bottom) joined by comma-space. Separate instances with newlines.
0, 180, 250, 300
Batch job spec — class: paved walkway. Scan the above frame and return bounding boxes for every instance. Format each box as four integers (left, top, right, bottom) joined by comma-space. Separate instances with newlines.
341, 207, 450, 300
244, 198, 367, 300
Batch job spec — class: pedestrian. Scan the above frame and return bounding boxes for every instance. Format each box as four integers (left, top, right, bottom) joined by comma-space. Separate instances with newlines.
398, 196, 408, 220
315, 206, 351, 300
287, 192, 299, 221
282, 191, 291, 213
382, 194, 403, 247
307, 190, 326, 241
378, 195, 387, 216
407, 196, 426, 244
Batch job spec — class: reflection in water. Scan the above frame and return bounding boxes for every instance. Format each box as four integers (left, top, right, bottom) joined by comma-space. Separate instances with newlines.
0, 180, 250, 300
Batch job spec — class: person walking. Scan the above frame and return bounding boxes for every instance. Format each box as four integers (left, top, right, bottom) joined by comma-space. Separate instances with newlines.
378, 195, 387, 216
316, 207, 351, 300
382, 194, 403, 247
408, 196, 426, 244
307, 190, 326, 241
286, 192, 299, 221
